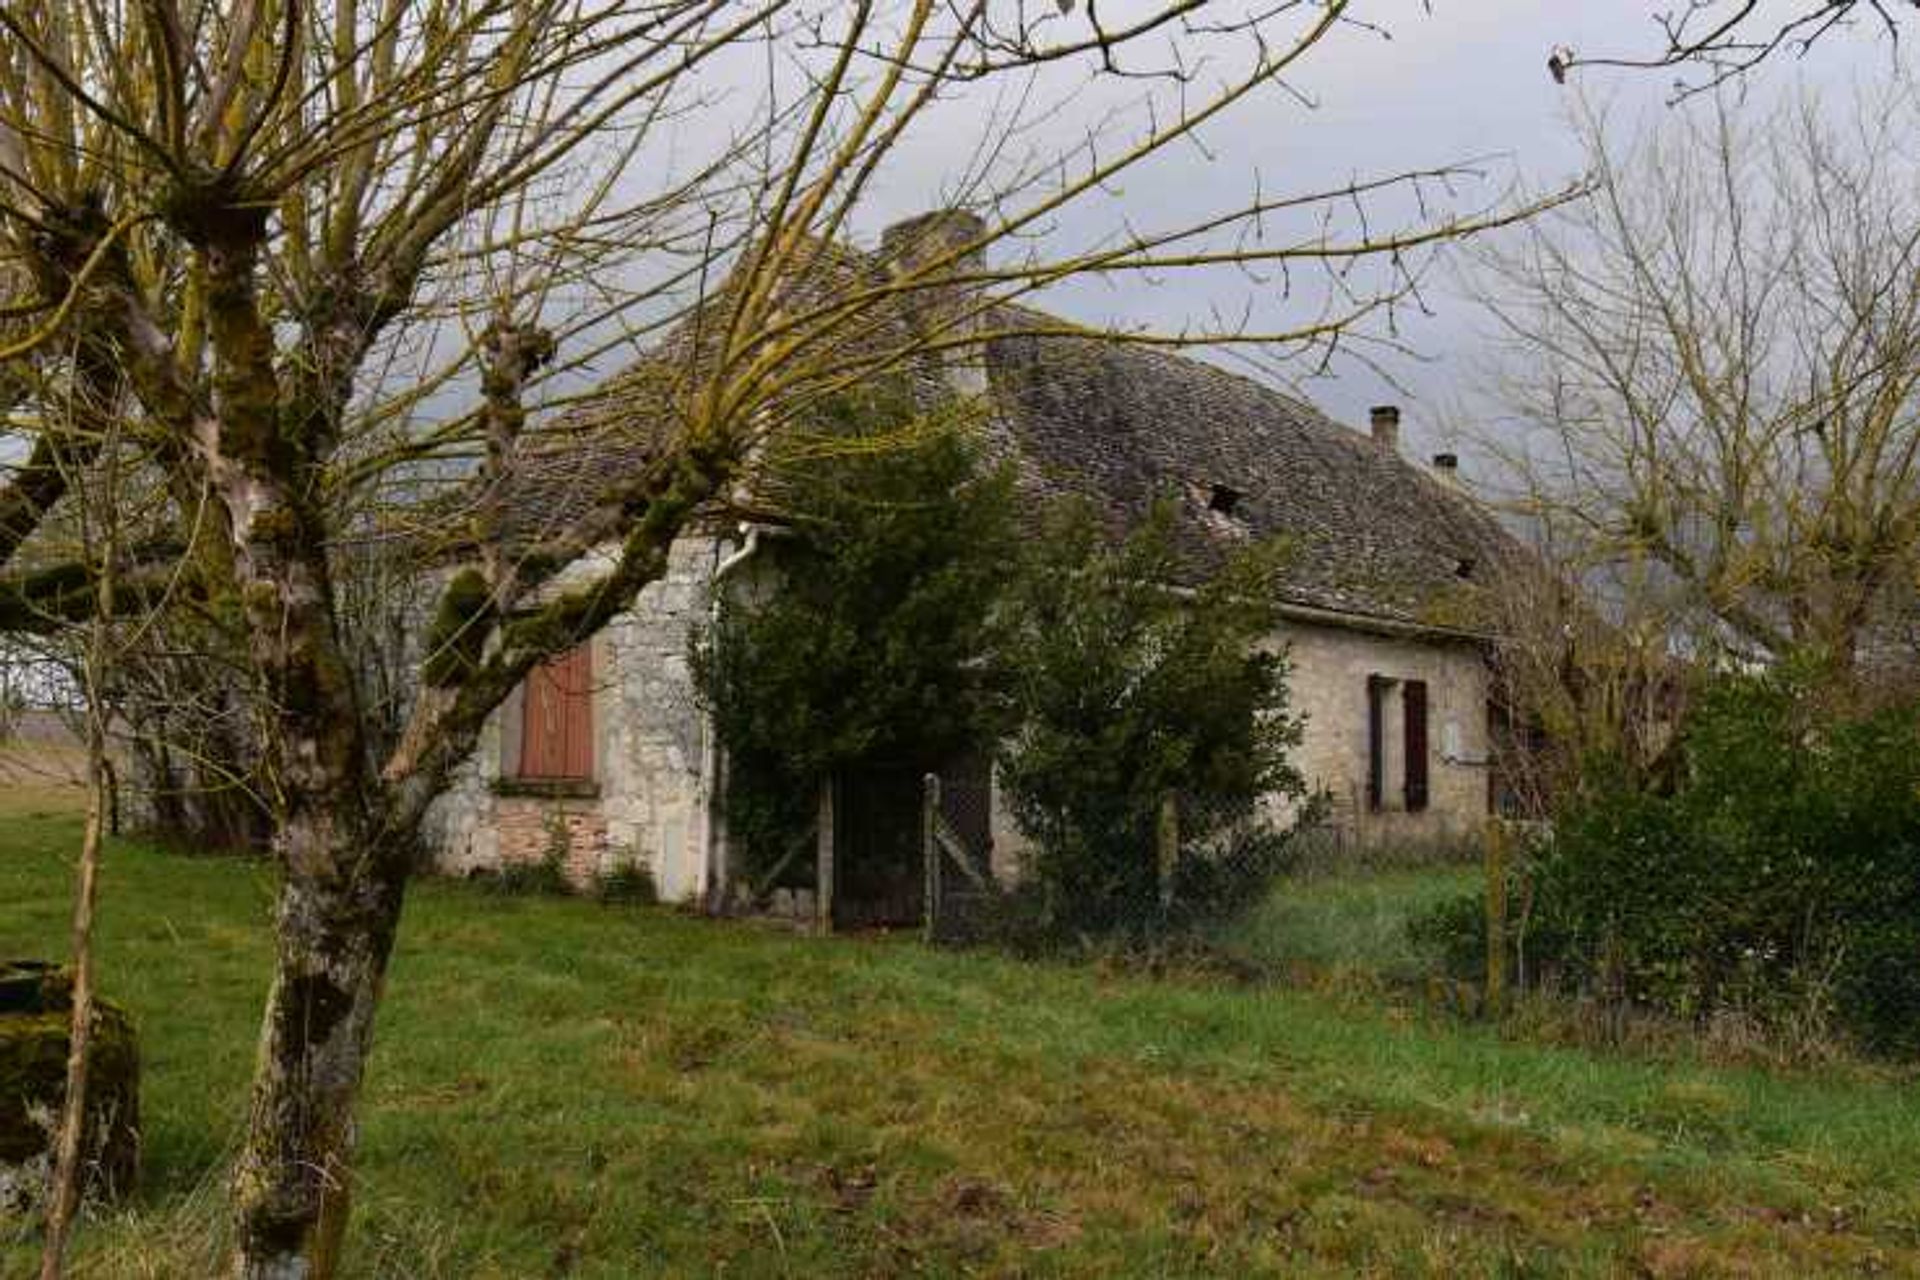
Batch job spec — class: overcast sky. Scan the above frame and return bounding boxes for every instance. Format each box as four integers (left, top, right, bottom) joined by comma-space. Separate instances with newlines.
825, 2, 1912, 471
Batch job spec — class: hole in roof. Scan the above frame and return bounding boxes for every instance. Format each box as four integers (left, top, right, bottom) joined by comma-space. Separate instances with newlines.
1454, 557, 1476, 580
1207, 483, 1243, 517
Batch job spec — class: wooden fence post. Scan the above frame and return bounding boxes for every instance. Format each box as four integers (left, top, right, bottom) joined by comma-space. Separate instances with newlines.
923, 773, 942, 945
1157, 791, 1180, 909
815, 775, 835, 935
1484, 817, 1508, 1017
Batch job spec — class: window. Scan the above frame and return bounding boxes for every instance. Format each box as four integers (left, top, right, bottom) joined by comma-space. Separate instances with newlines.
1207, 483, 1243, 517
1366, 674, 1431, 814
517, 643, 594, 780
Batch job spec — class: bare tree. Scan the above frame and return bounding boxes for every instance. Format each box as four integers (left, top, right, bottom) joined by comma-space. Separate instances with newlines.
1552, 2, 1915, 95
0, 3, 1567, 1273
1476, 551, 1690, 818
1465, 86, 1920, 696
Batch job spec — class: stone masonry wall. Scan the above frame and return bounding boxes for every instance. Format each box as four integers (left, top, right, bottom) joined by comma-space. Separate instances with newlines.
420, 534, 1493, 897
422, 533, 724, 899
596, 534, 719, 900
1276, 618, 1491, 847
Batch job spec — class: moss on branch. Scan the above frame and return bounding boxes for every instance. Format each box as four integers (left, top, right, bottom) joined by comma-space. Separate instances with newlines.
423, 569, 496, 688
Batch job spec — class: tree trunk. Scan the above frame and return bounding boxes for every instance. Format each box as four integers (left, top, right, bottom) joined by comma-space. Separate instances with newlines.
229, 835, 409, 1280
38, 665, 110, 1279
180, 222, 409, 1278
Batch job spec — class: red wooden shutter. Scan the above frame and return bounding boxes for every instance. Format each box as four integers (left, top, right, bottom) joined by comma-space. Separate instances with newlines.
1404, 679, 1430, 812
520, 644, 594, 779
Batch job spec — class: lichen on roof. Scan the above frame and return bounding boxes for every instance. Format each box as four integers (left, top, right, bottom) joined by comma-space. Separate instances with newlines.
481, 233, 1524, 633
979, 321, 1520, 629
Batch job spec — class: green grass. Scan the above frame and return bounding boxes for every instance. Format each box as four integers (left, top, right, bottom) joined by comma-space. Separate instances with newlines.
1218, 865, 1480, 982
4, 804, 1920, 1277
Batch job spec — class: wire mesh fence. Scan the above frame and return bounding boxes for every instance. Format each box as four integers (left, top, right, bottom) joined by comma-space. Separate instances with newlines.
912, 771, 1530, 1032
921, 772, 1002, 945
920, 777, 1312, 948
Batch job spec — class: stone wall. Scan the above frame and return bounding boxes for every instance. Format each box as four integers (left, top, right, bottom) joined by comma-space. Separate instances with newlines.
973, 617, 1492, 876
423, 532, 728, 900
1275, 616, 1491, 847
420, 535, 1495, 901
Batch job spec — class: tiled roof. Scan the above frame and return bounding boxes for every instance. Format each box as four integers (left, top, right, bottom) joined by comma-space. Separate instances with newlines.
486, 366, 682, 551
981, 326, 1517, 628
471, 234, 918, 553
487, 240, 1522, 634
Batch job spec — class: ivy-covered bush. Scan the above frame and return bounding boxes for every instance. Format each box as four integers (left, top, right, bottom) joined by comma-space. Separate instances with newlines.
1411, 669, 1920, 1053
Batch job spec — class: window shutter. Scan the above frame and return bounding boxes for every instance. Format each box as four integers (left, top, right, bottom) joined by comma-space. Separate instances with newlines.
1404, 679, 1430, 812
1365, 674, 1387, 812
519, 643, 594, 779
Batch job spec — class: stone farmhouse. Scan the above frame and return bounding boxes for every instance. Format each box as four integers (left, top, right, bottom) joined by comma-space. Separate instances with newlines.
423, 212, 1526, 919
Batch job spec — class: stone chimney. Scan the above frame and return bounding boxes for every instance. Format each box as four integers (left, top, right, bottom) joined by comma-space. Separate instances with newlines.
1430, 452, 1460, 489
881, 209, 988, 281
1369, 404, 1401, 452
881, 209, 990, 395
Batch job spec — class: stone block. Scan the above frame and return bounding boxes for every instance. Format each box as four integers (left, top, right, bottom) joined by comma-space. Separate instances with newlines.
0, 961, 140, 1211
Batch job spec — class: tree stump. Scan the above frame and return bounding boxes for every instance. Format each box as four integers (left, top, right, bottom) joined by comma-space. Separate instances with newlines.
0, 961, 140, 1212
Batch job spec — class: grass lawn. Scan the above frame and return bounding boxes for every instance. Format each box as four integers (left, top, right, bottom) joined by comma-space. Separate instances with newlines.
1217, 865, 1482, 984
3, 793, 1919, 1276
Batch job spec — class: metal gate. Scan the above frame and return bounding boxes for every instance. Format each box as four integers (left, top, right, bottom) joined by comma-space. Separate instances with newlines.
833, 764, 924, 929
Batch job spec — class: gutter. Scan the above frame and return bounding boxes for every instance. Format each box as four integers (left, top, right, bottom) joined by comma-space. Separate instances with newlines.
698, 523, 775, 912
1271, 599, 1495, 645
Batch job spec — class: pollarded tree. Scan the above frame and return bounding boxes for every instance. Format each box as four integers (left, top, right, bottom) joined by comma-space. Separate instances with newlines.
0, 3, 1566, 1273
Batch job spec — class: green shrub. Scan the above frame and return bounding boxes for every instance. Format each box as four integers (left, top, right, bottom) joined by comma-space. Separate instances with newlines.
997, 500, 1309, 941
691, 394, 1020, 897
472, 829, 573, 897
694, 396, 1313, 940
475, 859, 571, 897
1405, 885, 1491, 985
594, 860, 659, 906
1411, 668, 1920, 1053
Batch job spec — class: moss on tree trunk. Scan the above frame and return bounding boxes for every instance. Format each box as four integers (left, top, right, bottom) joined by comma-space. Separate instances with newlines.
228, 856, 408, 1280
